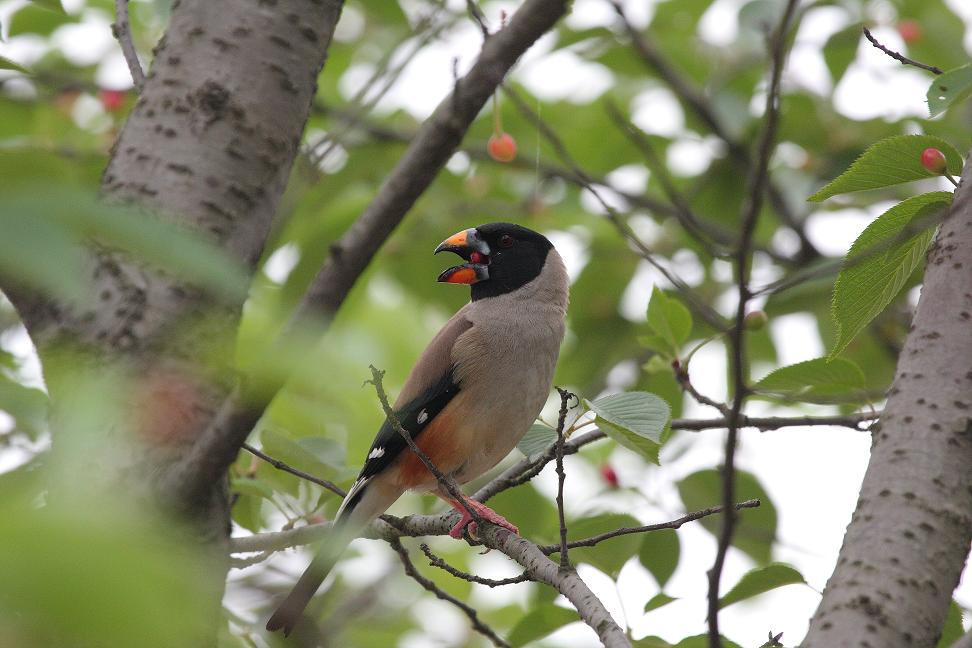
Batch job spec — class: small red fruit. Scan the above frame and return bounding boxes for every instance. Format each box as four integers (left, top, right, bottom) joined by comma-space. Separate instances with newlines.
488, 132, 517, 162
920, 147, 947, 174
99, 89, 126, 112
600, 464, 619, 489
897, 20, 922, 45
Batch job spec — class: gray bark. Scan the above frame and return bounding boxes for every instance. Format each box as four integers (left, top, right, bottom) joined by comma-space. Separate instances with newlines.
3, 0, 344, 555
802, 151, 972, 646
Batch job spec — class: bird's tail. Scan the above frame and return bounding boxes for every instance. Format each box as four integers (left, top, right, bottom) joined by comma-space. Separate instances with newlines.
265, 479, 398, 636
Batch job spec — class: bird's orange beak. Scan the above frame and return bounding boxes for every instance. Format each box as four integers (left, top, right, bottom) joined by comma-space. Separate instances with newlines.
435, 228, 490, 285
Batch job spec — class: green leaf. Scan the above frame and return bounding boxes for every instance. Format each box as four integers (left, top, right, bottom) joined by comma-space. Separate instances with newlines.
830, 192, 950, 356
638, 529, 680, 588
633, 638, 672, 648
754, 357, 866, 404
677, 469, 776, 564
672, 635, 743, 648
644, 593, 677, 612
0, 375, 49, 435
823, 24, 861, 83
927, 63, 972, 118
517, 422, 557, 457
647, 287, 692, 354
0, 498, 215, 648
808, 135, 963, 201
0, 191, 249, 303
28, 0, 65, 13
297, 436, 346, 469
8, 3, 74, 36
936, 600, 963, 647
230, 478, 275, 500
719, 563, 805, 609
259, 428, 331, 478
231, 493, 264, 533
566, 513, 642, 577
585, 391, 670, 464
508, 605, 577, 647
0, 55, 30, 74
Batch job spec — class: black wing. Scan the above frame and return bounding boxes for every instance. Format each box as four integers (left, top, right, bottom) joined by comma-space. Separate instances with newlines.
341, 369, 460, 513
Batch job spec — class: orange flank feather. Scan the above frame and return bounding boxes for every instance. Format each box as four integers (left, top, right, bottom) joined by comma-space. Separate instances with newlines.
395, 407, 464, 488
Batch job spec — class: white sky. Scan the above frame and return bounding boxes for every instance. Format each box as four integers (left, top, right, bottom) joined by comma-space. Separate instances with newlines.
1, 0, 971, 646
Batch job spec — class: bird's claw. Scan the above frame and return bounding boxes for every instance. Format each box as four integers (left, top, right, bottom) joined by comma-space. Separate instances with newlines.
447, 499, 519, 539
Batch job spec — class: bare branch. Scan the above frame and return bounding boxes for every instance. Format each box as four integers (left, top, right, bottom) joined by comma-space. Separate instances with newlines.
553, 388, 575, 569
862, 26, 943, 75
604, 101, 734, 254
501, 84, 728, 331
709, 3, 799, 646
674, 361, 731, 416
477, 525, 631, 647
297, 0, 569, 327
242, 443, 346, 498
419, 543, 532, 587
540, 499, 761, 554
111, 0, 144, 91
609, 0, 819, 264
390, 538, 511, 648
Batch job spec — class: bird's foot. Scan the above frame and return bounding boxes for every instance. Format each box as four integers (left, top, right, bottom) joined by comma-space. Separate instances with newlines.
446, 498, 519, 539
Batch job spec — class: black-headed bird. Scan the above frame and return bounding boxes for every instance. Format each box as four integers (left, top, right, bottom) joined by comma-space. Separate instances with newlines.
267, 222, 569, 634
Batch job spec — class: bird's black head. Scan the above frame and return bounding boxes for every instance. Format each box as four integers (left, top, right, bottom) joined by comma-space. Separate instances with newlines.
435, 222, 554, 301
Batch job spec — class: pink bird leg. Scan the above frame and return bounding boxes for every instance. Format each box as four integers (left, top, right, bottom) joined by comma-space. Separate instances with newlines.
445, 498, 519, 539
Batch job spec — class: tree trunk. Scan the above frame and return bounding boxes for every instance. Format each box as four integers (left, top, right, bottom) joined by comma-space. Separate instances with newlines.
802, 151, 972, 646
2, 0, 344, 614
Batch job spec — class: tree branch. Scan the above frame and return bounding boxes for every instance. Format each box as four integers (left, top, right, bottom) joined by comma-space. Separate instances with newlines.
418, 543, 532, 587
390, 538, 511, 648
501, 84, 728, 331
862, 26, 943, 75
242, 442, 345, 498
609, 0, 820, 264
539, 499, 760, 554
553, 388, 575, 570
708, 3, 798, 646
111, 0, 144, 91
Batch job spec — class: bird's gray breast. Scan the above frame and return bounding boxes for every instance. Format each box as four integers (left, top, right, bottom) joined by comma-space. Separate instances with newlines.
449, 300, 566, 482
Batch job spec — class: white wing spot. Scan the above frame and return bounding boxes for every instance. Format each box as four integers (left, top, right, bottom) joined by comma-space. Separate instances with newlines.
417, 409, 429, 424
368, 447, 385, 460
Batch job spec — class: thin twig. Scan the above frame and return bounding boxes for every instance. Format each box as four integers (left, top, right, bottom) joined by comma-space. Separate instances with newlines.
227, 412, 874, 526
367, 365, 483, 533
553, 388, 575, 570
419, 543, 532, 587
673, 361, 731, 416
242, 442, 346, 497
390, 538, 512, 648
464, 0, 491, 39
501, 84, 728, 331
862, 26, 943, 75
540, 499, 761, 554
604, 100, 733, 254
708, 4, 799, 647
609, 0, 820, 264
111, 0, 144, 91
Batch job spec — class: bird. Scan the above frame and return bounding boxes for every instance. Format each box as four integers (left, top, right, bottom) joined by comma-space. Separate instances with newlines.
266, 222, 569, 635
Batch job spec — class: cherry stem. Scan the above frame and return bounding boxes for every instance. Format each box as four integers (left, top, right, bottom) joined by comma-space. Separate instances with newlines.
492, 91, 502, 137
944, 173, 959, 188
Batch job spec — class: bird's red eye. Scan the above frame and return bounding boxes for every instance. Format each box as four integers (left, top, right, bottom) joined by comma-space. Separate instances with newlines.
499, 234, 515, 248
